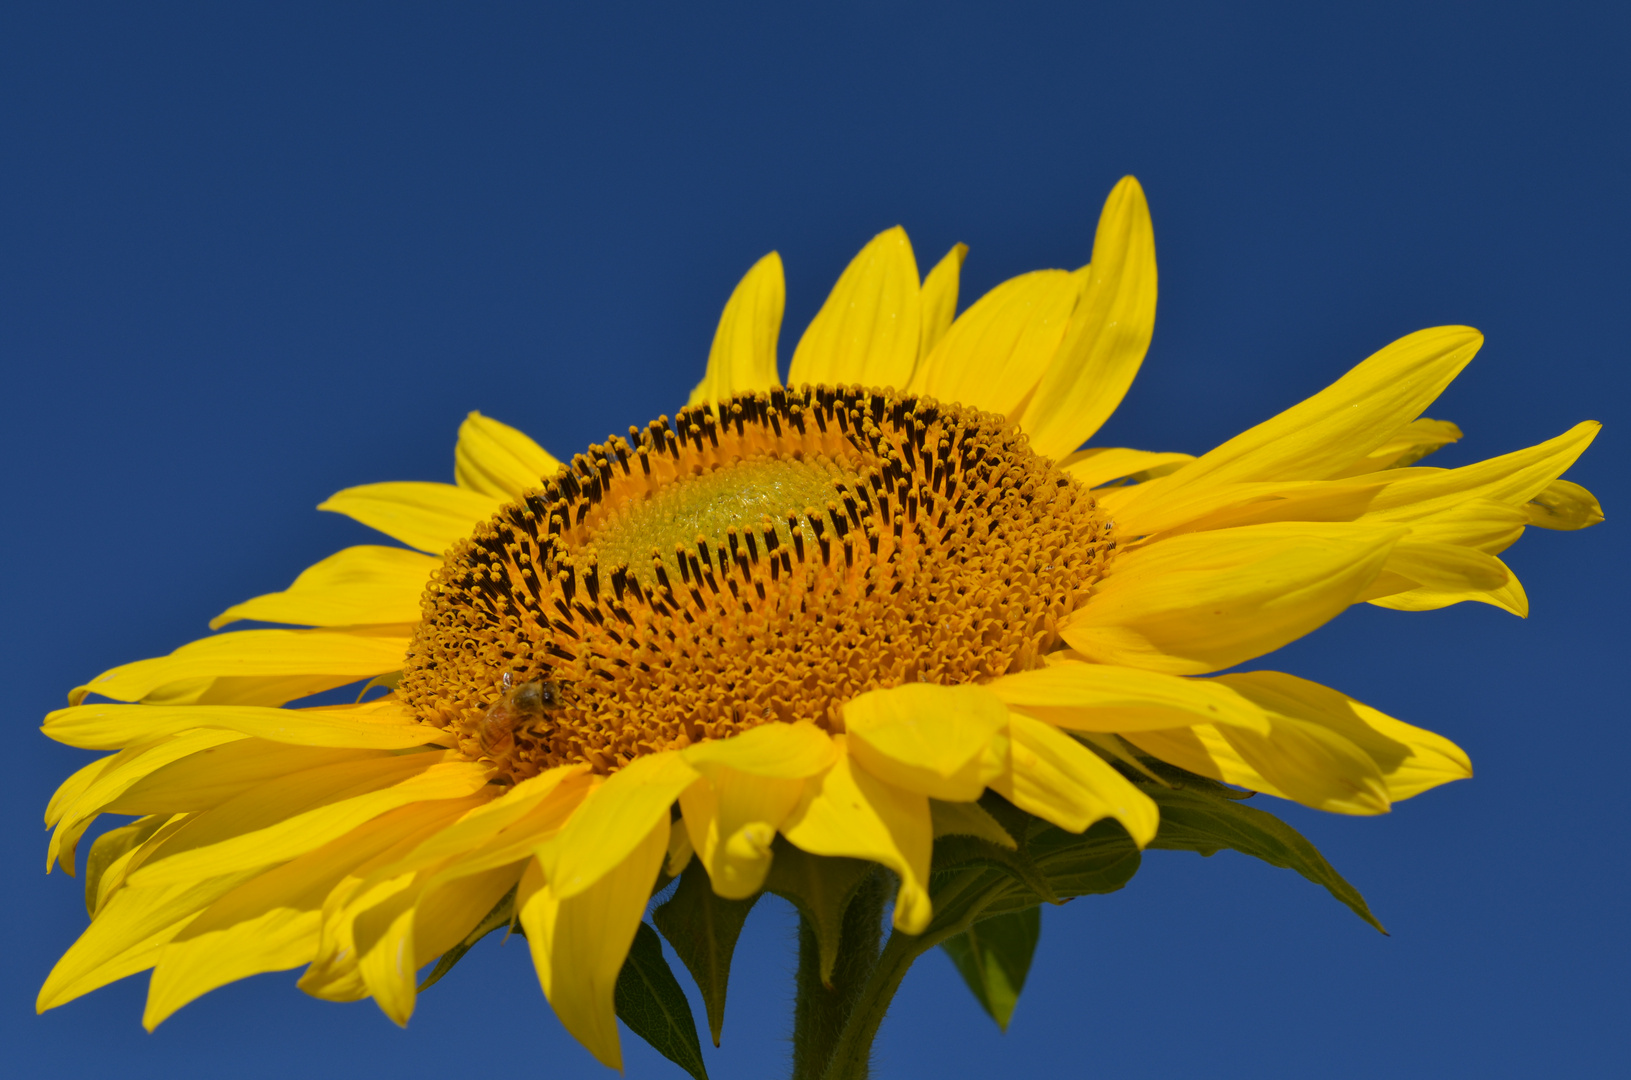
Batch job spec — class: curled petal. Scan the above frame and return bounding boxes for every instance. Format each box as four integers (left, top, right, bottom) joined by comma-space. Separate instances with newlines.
843, 683, 1008, 801
989, 713, 1158, 844
454, 412, 563, 500
520, 819, 670, 1069
780, 739, 933, 934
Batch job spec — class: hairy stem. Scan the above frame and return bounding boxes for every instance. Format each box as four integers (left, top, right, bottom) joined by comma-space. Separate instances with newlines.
816, 870, 1016, 1080
791, 870, 886, 1080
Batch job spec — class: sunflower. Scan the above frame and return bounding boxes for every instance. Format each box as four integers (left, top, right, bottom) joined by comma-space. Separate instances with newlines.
40, 177, 1601, 1074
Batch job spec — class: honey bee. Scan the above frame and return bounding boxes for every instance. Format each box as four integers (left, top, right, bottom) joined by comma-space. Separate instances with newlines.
476, 673, 562, 758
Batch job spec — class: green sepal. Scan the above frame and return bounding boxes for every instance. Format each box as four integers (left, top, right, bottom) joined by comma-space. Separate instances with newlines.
1147, 784, 1387, 933
83, 814, 168, 917
1132, 754, 1256, 799
653, 859, 761, 1046
940, 907, 1041, 1031
614, 921, 711, 1080
1014, 818, 1144, 909
931, 795, 1144, 923
764, 837, 876, 987
418, 884, 517, 992
929, 831, 1061, 907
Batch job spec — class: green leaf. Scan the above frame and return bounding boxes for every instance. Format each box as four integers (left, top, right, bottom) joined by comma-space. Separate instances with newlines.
653, 860, 761, 1046
614, 922, 711, 1080
1148, 785, 1387, 933
418, 885, 516, 992
763, 837, 876, 987
941, 907, 1041, 1031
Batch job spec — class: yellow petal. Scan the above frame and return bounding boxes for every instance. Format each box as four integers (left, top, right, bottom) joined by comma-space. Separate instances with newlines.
1128, 718, 1389, 815
37, 869, 260, 1012
1381, 498, 1528, 554
318, 481, 503, 554
843, 683, 1008, 801
1525, 477, 1605, 530
71, 627, 410, 707
297, 806, 474, 1005
380, 764, 590, 879
407, 860, 523, 969
1122, 668, 1448, 816
454, 412, 562, 499
1355, 496, 1531, 614
128, 756, 491, 888
88, 815, 179, 916
1361, 421, 1600, 522
990, 712, 1158, 844
1060, 523, 1405, 675
1379, 540, 1511, 593
787, 227, 921, 391
355, 861, 519, 1026
1018, 177, 1158, 459
44, 701, 445, 752
679, 768, 808, 899
1215, 720, 1390, 814
48, 730, 251, 874
537, 751, 697, 899
1367, 563, 1529, 617
909, 270, 1080, 416
987, 660, 1271, 733
298, 779, 561, 1018
674, 724, 835, 899
409, 775, 594, 882
209, 546, 437, 630
143, 797, 478, 1028
1121, 326, 1483, 521
688, 252, 785, 408
1063, 447, 1195, 490
519, 820, 670, 1070
1153, 482, 1390, 540
665, 821, 694, 876
680, 720, 836, 778
45, 754, 117, 829
780, 738, 933, 934
1330, 417, 1464, 477
121, 673, 377, 710
1099, 478, 1383, 541
1213, 672, 1471, 802
1123, 725, 1280, 795
104, 741, 393, 817
918, 243, 967, 359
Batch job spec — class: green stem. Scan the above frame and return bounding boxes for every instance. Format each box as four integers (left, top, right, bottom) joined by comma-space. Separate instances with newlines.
812, 930, 917, 1080
791, 870, 886, 1080
814, 871, 1018, 1080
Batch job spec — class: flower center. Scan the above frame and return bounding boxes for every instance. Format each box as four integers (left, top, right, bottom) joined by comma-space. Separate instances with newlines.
400, 386, 1116, 781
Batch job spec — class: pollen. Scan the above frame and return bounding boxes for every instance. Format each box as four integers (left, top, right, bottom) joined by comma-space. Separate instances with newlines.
399, 385, 1116, 781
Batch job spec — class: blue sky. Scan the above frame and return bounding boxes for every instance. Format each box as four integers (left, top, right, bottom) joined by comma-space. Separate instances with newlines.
3, 3, 1626, 1077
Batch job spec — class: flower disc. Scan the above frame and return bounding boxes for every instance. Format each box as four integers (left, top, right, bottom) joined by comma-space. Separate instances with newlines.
401, 384, 1116, 780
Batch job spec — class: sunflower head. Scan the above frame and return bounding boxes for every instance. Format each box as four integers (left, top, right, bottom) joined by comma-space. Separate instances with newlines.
402, 387, 1115, 782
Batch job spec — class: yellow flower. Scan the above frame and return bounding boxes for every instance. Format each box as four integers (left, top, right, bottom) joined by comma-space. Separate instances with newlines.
39, 177, 1602, 1070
